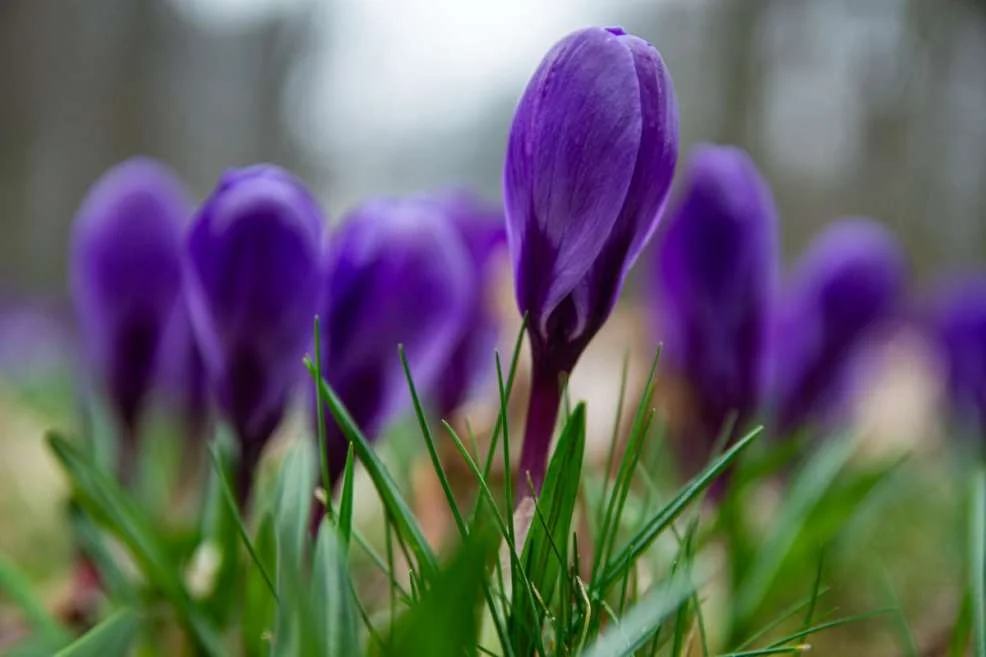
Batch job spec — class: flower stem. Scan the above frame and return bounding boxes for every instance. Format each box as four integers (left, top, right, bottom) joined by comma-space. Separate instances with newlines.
516, 364, 562, 502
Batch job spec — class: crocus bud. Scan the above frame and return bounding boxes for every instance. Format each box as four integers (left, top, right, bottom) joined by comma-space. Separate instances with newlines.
431, 192, 507, 420
768, 219, 907, 435
505, 26, 679, 493
650, 145, 778, 476
156, 297, 210, 443
316, 197, 472, 486
185, 165, 324, 503
925, 276, 986, 435
69, 157, 189, 474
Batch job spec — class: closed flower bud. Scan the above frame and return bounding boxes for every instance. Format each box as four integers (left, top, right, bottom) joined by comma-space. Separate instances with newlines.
769, 219, 907, 434
316, 197, 472, 486
925, 275, 986, 434
185, 165, 324, 502
70, 157, 189, 476
504, 26, 679, 493
650, 145, 779, 476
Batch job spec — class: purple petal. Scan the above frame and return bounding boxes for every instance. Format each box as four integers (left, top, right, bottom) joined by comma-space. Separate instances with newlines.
505, 27, 642, 327
186, 165, 324, 444
69, 157, 189, 428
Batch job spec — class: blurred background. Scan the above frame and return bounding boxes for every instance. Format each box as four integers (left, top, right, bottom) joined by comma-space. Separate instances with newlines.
2, 0, 986, 298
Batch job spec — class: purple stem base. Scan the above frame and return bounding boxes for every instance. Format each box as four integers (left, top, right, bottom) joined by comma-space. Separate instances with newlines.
516, 365, 562, 505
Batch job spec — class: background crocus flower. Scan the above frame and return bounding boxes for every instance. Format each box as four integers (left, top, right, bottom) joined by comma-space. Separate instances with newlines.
430, 192, 507, 420
504, 26, 679, 493
69, 157, 189, 476
156, 298, 210, 444
316, 196, 472, 487
925, 275, 986, 435
185, 165, 324, 503
650, 144, 779, 477
768, 218, 907, 435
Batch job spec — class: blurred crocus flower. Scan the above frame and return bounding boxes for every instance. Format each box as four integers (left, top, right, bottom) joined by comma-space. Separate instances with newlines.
768, 219, 907, 435
316, 197, 472, 486
925, 275, 986, 434
505, 26, 678, 492
69, 157, 189, 471
156, 298, 210, 443
650, 144, 778, 475
185, 165, 324, 503
431, 192, 507, 420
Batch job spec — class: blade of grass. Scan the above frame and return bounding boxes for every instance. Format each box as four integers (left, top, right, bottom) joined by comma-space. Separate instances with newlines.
971, 465, 986, 657
339, 444, 356, 548
207, 441, 277, 601
311, 522, 360, 657
307, 359, 437, 581
592, 350, 661, 583
765, 608, 894, 650
733, 433, 855, 625
399, 344, 466, 538
54, 608, 139, 657
599, 427, 760, 592
598, 351, 631, 530
47, 433, 224, 656
312, 316, 334, 522
0, 552, 70, 645
582, 572, 695, 657
510, 404, 586, 657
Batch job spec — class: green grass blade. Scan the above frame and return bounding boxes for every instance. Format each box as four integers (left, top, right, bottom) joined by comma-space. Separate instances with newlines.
339, 443, 356, 548
582, 572, 695, 657
399, 344, 466, 538
207, 441, 277, 601
311, 522, 361, 657
387, 528, 497, 657
271, 440, 317, 657
971, 465, 986, 657
306, 359, 438, 581
54, 609, 139, 657
764, 608, 893, 649
312, 316, 334, 522
0, 552, 71, 644
733, 433, 855, 625
46, 433, 225, 656
599, 427, 760, 591
593, 349, 661, 583
510, 403, 586, 656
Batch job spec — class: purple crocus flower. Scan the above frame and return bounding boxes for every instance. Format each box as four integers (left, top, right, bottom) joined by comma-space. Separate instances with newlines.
316, 196, 472, 486
768, 219, 907, 435
650, 144, 779, 476
925, 275, 986, 434
156, 297, 210, 443
504, 26, 679, 493
185, 165, 324, 503
431, 192, 507, 420
69, 157, 189, 473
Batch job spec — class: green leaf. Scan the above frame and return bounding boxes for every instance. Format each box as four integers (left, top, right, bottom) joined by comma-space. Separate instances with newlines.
338, 443, 356, 549
311, 522, 361, 657
510, 403, 586, 656
733, 433, 855, 625
46, 433, 225, 656
598, 427, 760, 592
582, 572, 695, 657
0, 551, 71, 644
306, 359, 438, 581
243, 512, 278, 657
971, 465, 986, 657
54, 608, 140, 657
271, 440, 318, 657
386, 528, 498, 657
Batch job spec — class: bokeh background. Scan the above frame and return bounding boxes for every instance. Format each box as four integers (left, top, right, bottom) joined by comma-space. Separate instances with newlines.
2, 0, 986, 299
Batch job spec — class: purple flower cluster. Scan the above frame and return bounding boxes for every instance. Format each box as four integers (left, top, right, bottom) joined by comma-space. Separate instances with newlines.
70, 159, 504, 503
66, 24, 986, 510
